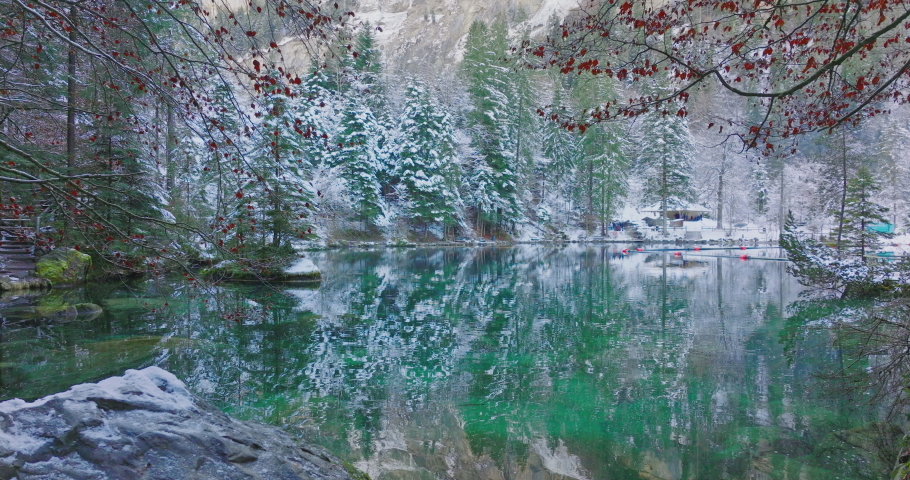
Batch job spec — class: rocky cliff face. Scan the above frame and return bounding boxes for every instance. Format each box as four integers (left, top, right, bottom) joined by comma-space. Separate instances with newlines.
351, 0, 575, 72
0, 367, 363, 480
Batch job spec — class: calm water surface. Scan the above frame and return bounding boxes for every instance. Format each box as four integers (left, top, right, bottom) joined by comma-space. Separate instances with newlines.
0, 246, 900, 479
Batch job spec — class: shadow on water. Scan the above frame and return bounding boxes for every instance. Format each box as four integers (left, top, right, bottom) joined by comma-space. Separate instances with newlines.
0, 245, 904, 479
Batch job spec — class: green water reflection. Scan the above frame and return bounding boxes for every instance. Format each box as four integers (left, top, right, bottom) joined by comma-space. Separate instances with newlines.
0, 246, 901, 479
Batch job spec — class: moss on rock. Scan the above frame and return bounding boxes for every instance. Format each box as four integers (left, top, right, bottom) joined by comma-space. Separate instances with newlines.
33, 302, 102, 321
35, 249, 92, 285
342, 461, 371, 480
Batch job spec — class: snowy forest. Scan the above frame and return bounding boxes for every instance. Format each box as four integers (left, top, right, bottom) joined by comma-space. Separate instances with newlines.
2, 0, 910, 272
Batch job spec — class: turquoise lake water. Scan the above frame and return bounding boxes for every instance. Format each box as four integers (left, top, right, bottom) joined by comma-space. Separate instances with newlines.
0, 246, 900, 479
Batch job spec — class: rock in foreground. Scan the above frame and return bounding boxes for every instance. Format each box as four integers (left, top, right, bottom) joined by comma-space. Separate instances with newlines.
0, 367, 364, 480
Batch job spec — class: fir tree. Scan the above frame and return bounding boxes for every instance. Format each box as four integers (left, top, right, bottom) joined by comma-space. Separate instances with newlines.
751, 160, 770, 216
572, 75, 629, 234
333, 98, 387, 228
396, 81, 462, 237
536, 81, 579, 227
347, 23, 383, 98
835, 166, 891, 260
462, 19, 522, 234
635, 93, 696, 235
236, 74, 315, 258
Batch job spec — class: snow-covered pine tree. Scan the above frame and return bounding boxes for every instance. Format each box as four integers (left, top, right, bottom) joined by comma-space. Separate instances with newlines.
586, 126, 628, 235
462, 19, 522, 235
296, 69, 341, 169
82, 84, 171, 254
751, 159, 770, 217
347, 23, 382, 100
571, 74, 629, 234
635, 86, 696, 235
333, 97, 387, 229
237, 72, 316, 257
396, 80, 462, 238
536, 80, 579, 228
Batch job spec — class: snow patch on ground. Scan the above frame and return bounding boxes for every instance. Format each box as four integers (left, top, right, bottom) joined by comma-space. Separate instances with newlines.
285, 258, 320, 275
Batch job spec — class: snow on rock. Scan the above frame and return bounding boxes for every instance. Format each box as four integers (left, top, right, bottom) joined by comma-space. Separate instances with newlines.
285, 258, 321, 276
0, 367, 360, 480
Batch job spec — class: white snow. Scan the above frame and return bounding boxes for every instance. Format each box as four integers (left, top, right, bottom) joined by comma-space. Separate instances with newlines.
354, 10, 409, 47
0, 367, 195, 455
285, 258, 320, 275
531, 438, 590, 480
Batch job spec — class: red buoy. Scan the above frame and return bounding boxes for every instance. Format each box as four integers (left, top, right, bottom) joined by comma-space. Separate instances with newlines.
674, 251, 682, 256
636, 248, 643, 252
694, 247, 701, 251
740, 246, 747, 250
739, 254, 749, 260
622, 249, 629, 254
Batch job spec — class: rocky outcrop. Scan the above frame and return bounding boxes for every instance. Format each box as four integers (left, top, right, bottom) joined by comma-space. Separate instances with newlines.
0, 367, 365, 480
281, 258, 321, 282
202, 257, 321, 283
35, 248, 92, 286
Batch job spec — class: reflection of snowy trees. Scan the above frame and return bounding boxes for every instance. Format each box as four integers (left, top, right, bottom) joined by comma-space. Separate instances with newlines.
57, 247, 890, 478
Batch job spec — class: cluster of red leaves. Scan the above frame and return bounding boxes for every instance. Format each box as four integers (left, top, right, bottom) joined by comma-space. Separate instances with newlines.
0, 0, 347, 268
527, 0, 910, 151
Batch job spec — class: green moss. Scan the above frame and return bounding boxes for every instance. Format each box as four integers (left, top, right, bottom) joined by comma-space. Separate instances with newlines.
36, 249, 92, 285
341, 461, 371, 480
33, 302, 102, 320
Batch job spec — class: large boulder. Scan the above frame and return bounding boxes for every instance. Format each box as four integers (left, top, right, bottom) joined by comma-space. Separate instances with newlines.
35, 249, 92, 286
0, 367, 366, 480
281, 258, 321, 282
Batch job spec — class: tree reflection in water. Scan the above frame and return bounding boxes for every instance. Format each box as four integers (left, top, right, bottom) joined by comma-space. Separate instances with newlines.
0, 246, 903, 479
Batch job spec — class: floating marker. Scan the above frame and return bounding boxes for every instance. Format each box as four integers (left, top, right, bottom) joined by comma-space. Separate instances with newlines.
739, 254, 749, 260
622, 249, 629, 254
740, 246, 747, 250
674, 251, 682, 256
694, 247, 701, 251
636, 248, 643, 252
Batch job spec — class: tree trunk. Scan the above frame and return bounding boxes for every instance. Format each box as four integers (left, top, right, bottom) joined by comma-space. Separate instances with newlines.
586, 156, 594, 234
859, 184, 866, 261
166, 103, 175, 192
272, 149, 281, 249
717, 171, 724, 229
661, 156, 668, 235
600, 166, 607, 236
66, 6, 77, 174
778, 163, 785, 236
836, 130, 847, 251
716, 146, 725, 229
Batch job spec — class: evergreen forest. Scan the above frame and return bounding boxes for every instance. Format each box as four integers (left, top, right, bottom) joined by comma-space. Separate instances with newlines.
1, 0, 909, 276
